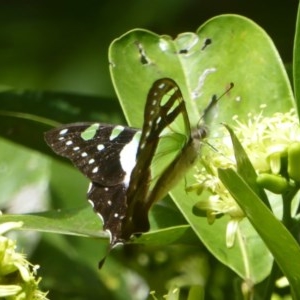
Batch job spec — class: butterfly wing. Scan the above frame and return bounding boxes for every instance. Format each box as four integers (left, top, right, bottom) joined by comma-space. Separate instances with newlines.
45, 78, 201, 249
87, 182, 127, 246
122, 78, 200, 238
45, 123, 140, 186
45, 123, 141, 245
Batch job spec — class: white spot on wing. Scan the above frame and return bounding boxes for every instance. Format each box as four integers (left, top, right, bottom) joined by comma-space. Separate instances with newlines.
66, 140, 73, 146
87, 182, 93, 193
119, 132, 140, 187
105, 229, 112, 242
107, 200, 112, 206
92, 166, 99, 173
88, 158, 95, 164
145, 130, 150, 138
114, 213, 119, 218
59, 128, 68, 135
81, 152, 88, 157
97, 212, 104, 223
97, 144, 104, 151
88, 199, 94, 208
73, 146, 80, 151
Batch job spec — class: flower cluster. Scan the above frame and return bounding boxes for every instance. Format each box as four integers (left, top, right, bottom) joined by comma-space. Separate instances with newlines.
0, 220, 48, 300
233, 107, 300, 178
192, 107, 300, 247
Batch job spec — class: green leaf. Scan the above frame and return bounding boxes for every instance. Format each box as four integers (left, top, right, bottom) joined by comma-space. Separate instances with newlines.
0, 206, 104, 237
109, 15, 294, 131
170, 183, 272, 284
196, 15, 294, 118
218, 168, 300, 299
0, 206, 199, 247
223, 124, 270, 209
110, 15, 294, 283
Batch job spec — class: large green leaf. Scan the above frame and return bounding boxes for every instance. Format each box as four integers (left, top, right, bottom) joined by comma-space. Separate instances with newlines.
110, 15, 294, 130
0, 205, 199, 247
109, 15, 294, 283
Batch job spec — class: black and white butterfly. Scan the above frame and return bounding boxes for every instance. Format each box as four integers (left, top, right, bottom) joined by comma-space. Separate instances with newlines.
44, 78, 215, 253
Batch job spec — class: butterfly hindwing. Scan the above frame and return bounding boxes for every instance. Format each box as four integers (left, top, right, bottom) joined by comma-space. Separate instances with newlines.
87, 182, 127, 245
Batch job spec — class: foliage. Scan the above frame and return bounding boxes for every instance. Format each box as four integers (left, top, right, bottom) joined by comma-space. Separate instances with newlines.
0, 3, 299, 300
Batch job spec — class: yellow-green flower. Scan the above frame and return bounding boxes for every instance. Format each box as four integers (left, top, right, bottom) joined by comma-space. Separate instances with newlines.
192, 107, 300, 247
0, 219, 48, 300
194, 171, 244, 248
233, 108, 300, 174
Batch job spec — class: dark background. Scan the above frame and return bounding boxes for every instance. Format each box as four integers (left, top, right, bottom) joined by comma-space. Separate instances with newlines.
0, 0, 297, 97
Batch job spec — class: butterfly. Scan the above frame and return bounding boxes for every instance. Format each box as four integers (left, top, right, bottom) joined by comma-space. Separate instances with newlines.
44, 78, 222, 257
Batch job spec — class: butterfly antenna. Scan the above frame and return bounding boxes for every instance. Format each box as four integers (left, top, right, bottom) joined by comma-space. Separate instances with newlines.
199, 82, 234, 127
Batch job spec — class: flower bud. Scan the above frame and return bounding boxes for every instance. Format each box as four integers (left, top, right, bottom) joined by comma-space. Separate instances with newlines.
256, 173, 288, 194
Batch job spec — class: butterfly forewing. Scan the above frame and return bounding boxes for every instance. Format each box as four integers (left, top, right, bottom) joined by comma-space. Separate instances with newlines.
45, 123, 140, 186
133, 79, 191, 189
123, 78, 194, 236
151, 88, 191, 187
